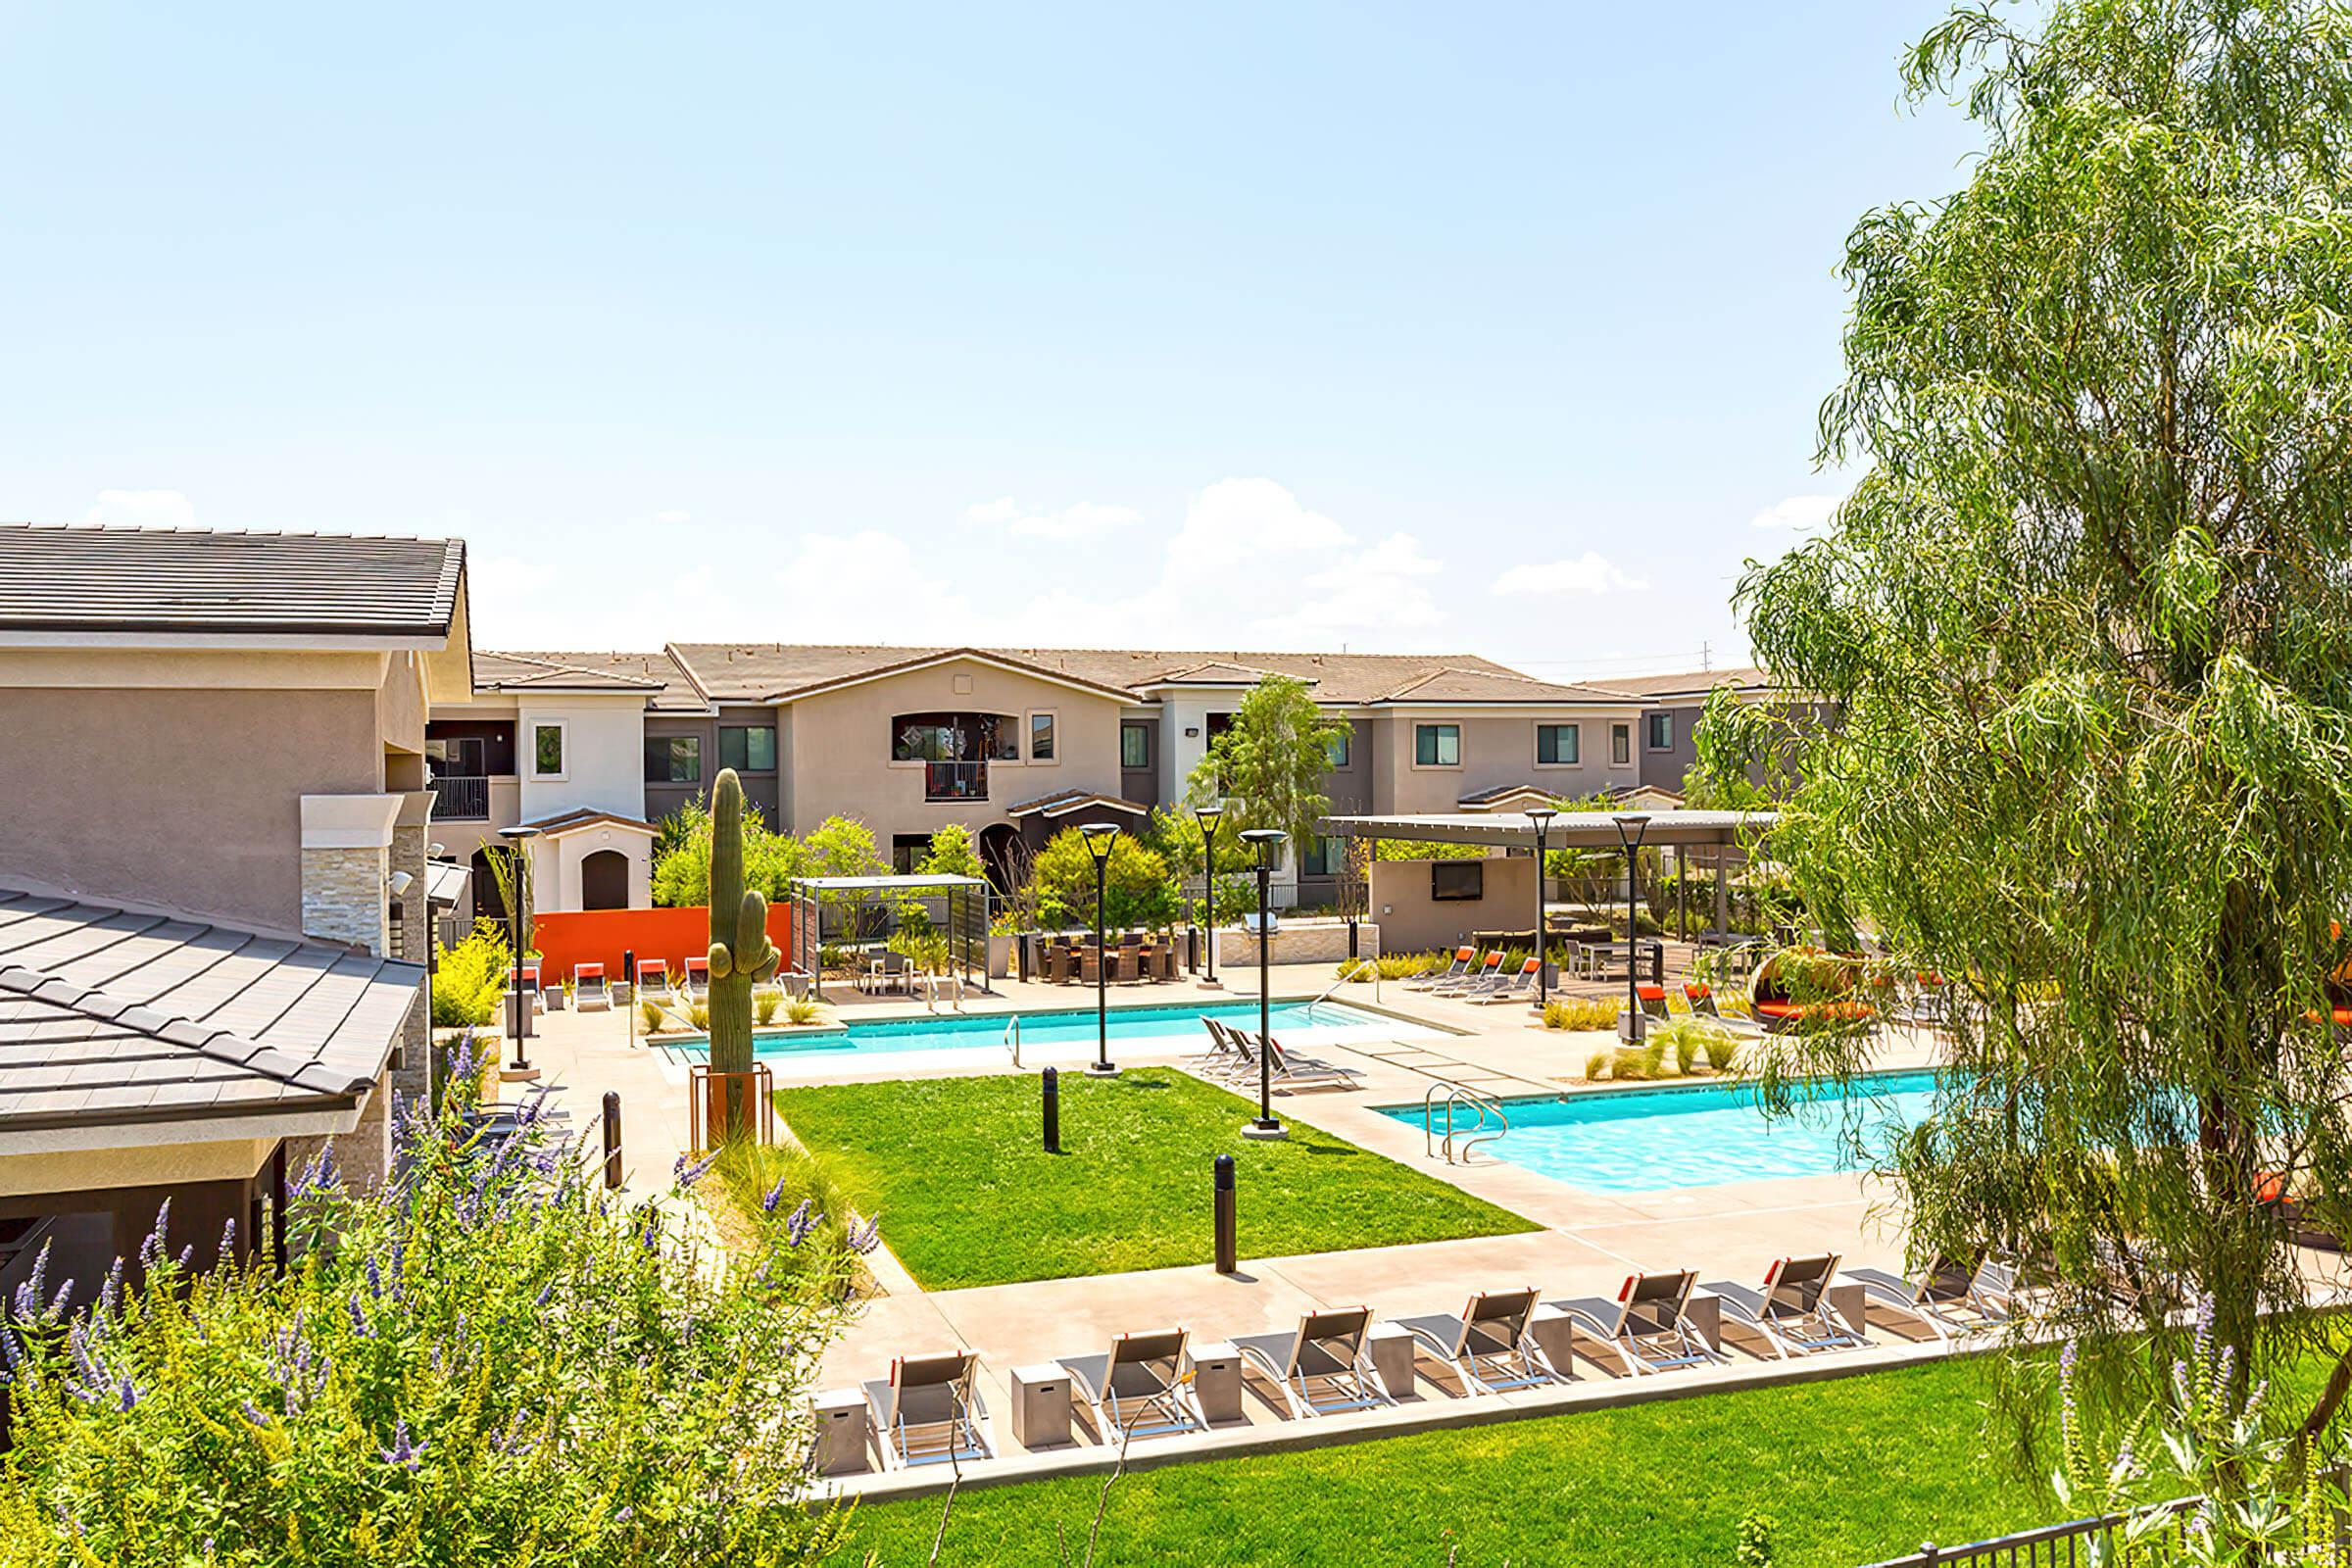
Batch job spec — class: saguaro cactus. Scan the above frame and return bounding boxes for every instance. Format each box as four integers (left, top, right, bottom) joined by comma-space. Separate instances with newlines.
705, 767, 779, 1141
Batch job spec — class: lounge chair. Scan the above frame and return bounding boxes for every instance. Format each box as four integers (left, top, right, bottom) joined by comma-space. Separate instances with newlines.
1393, 1288, 1561, 1394
634, 957, 671, 999
681, 955, 711, 1000
1436, 952, 1507, 998
1056, 1329, 1200, 1438
1844, 1253, 2012, 1342
505, 961, 544, 1015
1683, 982, 1763, 1035
1257, 1032, 1361, 1091
1635, 983, 1673, 1023
1188, 1018, 1250, 1076
1407, 947, 1476, 992
1469, 956, 1542, 1004
1233, 1307, 1385, 1418
1555, 1269, 1720, 1376
1703, 1253, 1865, 1359
572, 962, 612, 1011
861, 1349, 989, 1468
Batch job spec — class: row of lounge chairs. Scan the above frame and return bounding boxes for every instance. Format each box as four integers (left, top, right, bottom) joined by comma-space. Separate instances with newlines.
1403, 947, 1544, 1004
1189, 1019, 1360, 1091
851, 1250, 2020, 1469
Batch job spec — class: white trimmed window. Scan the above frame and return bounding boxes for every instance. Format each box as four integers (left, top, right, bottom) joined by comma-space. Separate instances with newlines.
530, 721, 567, 780
1028, 710, 1057, 762
1536, 723, 1579, 765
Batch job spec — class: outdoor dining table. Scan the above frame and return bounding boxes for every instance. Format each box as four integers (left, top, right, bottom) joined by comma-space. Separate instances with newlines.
1580, 938, 1665, 987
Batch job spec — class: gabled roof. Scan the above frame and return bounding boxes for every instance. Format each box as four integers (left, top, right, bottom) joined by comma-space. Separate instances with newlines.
514, 808, 660, 838
1604, 665, 1772, 702
1457, 782, 1562, 808
0, 525, 466, 640
1141, 660, 1300, 689
1005, 789, 1152, 819
667, 644, 1142, 705
476, 649, 710, 711
0, 886, 423, 1134
1371, 665, 1621, 705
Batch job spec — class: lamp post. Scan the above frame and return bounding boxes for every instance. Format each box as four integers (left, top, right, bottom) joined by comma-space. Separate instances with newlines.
1612, 813, 1651, 1042
496, 823, 542, 1077
1527, 807, 1556, 1007
1240, 828, 1287, 1140
1081, 822, 1120, 1077
1195, 803, 1224, 988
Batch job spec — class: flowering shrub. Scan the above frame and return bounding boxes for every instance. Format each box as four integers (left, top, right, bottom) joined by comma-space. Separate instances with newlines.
0, 1053, 854, 1565
428, 919, 512, 1028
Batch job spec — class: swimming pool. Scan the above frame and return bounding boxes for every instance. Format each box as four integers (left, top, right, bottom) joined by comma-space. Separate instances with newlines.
676, 999, 1420, 1062
1374, 1070, 1939, 1193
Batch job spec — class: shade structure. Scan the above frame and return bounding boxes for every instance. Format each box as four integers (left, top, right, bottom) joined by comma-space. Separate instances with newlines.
784, 873, 995, 994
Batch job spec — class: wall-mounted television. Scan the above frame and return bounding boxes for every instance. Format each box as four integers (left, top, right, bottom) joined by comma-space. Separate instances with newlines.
1431, 860, 1484, 902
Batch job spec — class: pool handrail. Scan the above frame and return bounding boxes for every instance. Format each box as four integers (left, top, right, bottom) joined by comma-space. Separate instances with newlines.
1313, 956, 1383, 1007
1423, 1082, 1508, 1163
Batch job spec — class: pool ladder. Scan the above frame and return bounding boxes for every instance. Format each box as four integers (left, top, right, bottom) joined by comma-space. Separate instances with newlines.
1003, 1016, 1021, 1067
1423, 1083, 1508, 1164
1312, 956, 1383, 1008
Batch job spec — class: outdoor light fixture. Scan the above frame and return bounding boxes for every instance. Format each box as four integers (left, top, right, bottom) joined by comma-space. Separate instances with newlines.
1080, 822, 1121, 1077
496, 823, 543, 1076
1612, 813, 1651, 1042
1239, 827, 1288, 1140
1195, 803, 1225, 988
1526, 807, 1557, 1008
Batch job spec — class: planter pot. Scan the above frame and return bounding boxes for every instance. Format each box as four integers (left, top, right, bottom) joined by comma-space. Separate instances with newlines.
987, 933, 1012, 979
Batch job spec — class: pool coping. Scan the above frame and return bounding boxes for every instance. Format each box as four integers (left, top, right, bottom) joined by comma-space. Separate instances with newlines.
1363, 1061, 1941, 1117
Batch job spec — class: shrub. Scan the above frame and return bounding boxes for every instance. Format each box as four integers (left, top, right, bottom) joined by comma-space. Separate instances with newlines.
429, 920, 511, 1028
1585, 1049, 1610, 1081
783, 997, 821, 1026
639, 997, 665, 1032
754, 988, 782, 1025
1541, 996, 1624, 1032
1642, 1037, 1670, 1078
1027, 826, 1179, 930
1707, 1032, 1743, 1074
686, 999, 710, 1032
1610, 1045, 1649, 1080
698, 1140, 868, 1290
0, 1044, 855, 1565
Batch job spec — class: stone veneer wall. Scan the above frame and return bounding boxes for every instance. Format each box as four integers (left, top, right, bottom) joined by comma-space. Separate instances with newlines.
388, 804, 432, 1111
290, 808, 403, 1193
300, 845, 390, 953
1214, 918, 1380, 970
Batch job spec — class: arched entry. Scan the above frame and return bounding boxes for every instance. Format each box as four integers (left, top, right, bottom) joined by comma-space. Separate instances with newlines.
580, 849, 630, 910
978, 822, 1022, 895
468, 848, 508, 923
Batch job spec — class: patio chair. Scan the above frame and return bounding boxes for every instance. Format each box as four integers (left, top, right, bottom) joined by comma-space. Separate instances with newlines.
1233, 1307, 1386, 1418
1043, 944, 1073, 984
572, 962, 612, 1011
1702, 1253, 1865, 1359
1262, 1034, 1360, 1090
1469, 956, 1542, 1004
861, 1349, 990, 1468
506, 962, 545, 1014
1554, 1269, 1721, 1376
633, 957, 672, 1003
1435, 951, 1506, 998
864, 950, 909, 997
1406, 947, 1476, 992
1683, 982, 1763, 1035
1635, 984, 1673, 1022
681, 955, 710, 1000
1056, 1328, 1201, 1438
1117, 937, 1143, 983
1843, 1253, 2011, 1342
1393, 1287, 1561, 1394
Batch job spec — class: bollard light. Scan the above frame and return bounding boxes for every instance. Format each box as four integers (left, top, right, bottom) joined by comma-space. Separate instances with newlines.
1042, 1065, 1061, 1154
1213, 1152, 1238, 1274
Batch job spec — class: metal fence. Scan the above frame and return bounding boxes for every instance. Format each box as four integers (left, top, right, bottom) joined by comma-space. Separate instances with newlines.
1864, 1473, 2351, 1568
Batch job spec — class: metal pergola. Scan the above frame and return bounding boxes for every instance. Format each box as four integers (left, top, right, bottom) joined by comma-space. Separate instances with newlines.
1315, 808, 1776, 940
784, 873, 995, 996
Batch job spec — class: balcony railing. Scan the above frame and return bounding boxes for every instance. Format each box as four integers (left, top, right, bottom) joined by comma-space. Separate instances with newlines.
430, 774, 491, 820
924, 761, 988, 802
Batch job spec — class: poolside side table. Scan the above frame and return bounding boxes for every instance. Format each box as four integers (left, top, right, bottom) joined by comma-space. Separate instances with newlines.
809, 1388, 872, 1476
1010, 1363, 1074, 1449
1682, 1289, 1725, 1352
1188, 1341, 1245, 1425
1368, 1323, 1418, 1400
1529, 1303, 1578, 1379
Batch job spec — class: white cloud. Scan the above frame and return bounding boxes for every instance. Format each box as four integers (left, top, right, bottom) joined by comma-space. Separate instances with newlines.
964, 495, 1142, 541
774, 530, 977, 639
1749, 493, 1841, 531
655, 509, 691, 525
1490, 552, 1646, 597
79, 489, 196, 528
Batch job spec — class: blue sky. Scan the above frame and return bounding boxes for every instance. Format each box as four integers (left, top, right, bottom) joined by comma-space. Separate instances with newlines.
0, 2, 1982, 676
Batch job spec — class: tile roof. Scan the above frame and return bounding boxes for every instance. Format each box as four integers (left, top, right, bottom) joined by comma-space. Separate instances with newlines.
476, 649, 710, 710
0, 525, 465, 638
1004, 789, 1152, 818
514, 807, 660, 837
660, 644, 1631, 707
1601, 665, 1772, 700
0, 887, 422, 1133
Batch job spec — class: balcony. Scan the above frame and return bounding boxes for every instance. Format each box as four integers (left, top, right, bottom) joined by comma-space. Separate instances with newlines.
924, 761, 988, 802
430, 774, 491, 820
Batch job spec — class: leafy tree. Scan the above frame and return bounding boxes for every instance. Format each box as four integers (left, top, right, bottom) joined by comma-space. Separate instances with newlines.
650, 804, 885, 907
1027, 825, 1178, 930
916, 823, 986, 881
1715, 0, 2352, 1454
1186, 676, 1351, 852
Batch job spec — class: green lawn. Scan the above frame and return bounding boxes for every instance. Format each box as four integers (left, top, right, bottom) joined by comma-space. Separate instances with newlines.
836, 1357, 2033, 1567
771, 1068, 1536, 1290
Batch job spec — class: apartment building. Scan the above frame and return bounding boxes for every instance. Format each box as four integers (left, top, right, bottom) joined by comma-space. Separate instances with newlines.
427, 642, 1652, 911
1606, 665, 1781, 797
0, 525, 473, 1297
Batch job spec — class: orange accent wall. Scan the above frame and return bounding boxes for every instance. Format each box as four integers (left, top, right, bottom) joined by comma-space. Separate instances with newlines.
531, 906, 793, 986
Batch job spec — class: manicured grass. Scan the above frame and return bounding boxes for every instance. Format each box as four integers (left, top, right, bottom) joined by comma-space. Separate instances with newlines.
836, 1357, 2033, 1566
771, 1068, 1536, 1290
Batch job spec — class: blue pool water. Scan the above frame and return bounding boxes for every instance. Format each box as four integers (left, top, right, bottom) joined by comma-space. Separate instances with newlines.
1376, 1070, 1941, 1192
740, 999, 1394, 1058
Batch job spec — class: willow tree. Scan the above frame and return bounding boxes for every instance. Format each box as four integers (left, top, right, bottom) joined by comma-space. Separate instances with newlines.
1714, 0, 2352, 1447
1187, 675, 1352, 850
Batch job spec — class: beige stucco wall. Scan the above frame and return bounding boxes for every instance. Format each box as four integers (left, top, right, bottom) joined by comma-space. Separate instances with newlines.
0, 686, 383, 931
781, 659, 1128, 842
1366, 711, 1640, 813
1367, 854, 1537, 955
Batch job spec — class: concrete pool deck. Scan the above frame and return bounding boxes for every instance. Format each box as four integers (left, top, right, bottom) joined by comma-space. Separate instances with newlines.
482, 962, 2028, 1484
